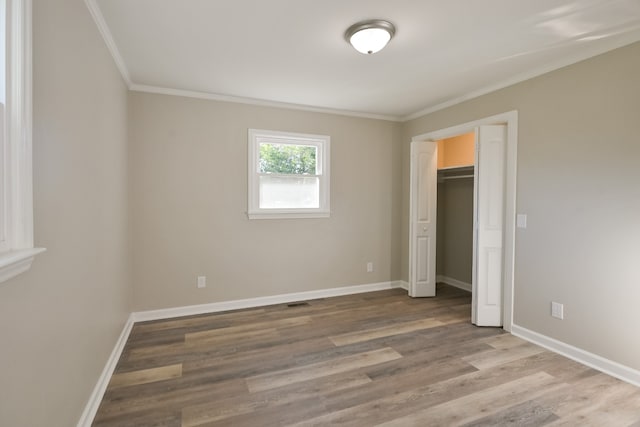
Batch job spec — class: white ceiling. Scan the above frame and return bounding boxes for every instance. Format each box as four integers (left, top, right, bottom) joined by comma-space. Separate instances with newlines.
91, 0, 640, 121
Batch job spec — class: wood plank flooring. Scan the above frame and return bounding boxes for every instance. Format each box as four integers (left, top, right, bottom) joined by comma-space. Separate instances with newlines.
93, 284, 640, 426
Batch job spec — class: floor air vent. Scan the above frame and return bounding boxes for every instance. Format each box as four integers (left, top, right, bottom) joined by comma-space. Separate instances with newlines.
287, 301, 309, 307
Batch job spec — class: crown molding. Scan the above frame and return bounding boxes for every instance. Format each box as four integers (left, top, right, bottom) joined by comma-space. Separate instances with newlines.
83, 0, 132, 87
129, 84, 401, 122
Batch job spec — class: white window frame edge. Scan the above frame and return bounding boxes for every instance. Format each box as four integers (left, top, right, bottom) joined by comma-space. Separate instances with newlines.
0, 0, 44, 284
247, 128, 330, 220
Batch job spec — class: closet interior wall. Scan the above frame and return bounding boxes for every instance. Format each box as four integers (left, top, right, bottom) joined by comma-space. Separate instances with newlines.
436, 170, 474, 286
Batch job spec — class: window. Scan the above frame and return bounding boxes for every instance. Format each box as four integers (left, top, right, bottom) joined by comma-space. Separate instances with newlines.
0, 0, 44, 283
248, 129, 330, 219
0, 0, 6, 251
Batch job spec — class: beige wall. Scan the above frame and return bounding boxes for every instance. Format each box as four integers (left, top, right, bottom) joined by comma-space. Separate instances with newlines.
402, 42, 640, 370
0, 0, 130, 426
129, 92, 402, 310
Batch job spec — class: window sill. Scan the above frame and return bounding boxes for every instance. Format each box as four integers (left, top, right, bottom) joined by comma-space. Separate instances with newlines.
247, 211, 330, 220
0, 248, 46, 284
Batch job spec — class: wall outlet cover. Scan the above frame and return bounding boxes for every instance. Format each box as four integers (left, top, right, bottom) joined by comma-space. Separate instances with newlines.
551, 301, 564, 319
516, 214, 527, 229
197, 276, 206, 288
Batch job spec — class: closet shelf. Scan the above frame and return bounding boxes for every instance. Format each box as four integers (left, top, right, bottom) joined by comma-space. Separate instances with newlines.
438, 165, 474, 182
437, 165, 474, 172
441, 174, 473, 180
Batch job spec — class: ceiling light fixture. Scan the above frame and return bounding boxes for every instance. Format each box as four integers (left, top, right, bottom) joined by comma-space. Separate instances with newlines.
345, 19, 396, 55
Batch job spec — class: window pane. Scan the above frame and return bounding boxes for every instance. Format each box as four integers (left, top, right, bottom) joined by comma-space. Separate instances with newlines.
259, 175, 319, 209
259, 143, 317, 175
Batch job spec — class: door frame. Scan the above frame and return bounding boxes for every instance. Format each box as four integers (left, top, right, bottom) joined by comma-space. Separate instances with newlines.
409, 111, 518, 331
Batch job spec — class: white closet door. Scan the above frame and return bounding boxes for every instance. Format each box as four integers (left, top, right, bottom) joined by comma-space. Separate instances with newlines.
473, 125, 506, 326
409, 140, 437, 297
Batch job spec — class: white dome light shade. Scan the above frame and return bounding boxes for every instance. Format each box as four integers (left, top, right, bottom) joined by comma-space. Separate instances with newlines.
350, 28, 391, 54
345, 20, 396, 55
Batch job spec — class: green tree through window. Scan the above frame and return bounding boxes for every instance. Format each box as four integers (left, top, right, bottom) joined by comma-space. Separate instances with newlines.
259, 143, 317, 175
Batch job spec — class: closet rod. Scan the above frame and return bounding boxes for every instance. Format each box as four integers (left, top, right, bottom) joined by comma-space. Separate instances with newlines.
441, 174, 474, 180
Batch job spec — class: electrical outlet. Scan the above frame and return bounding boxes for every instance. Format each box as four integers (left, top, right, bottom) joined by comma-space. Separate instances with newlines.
516, 214, 527, 229
197, 276, 206, 288
551, 301, 563, 319
366, 262, 373, 273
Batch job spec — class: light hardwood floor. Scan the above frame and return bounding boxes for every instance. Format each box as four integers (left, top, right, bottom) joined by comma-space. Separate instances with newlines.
93, 284, 640, 426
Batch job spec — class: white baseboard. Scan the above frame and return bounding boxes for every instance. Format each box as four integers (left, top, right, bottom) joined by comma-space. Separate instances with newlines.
77, 314, 135, 427
436, 275, 472, 292
133, 281, 403, 322
396, 280, 409, 291
511, 324, 640, 388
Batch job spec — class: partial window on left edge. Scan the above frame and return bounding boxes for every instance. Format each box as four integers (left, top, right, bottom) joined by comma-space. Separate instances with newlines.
0, 0, 44, 284
0, 0, 7, 251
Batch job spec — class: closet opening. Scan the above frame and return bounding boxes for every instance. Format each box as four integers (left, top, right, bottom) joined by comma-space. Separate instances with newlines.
436, 132, 475, 294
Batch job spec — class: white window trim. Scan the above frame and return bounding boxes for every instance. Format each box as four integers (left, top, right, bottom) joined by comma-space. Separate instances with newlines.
247, 128, 330, 220
0, 0, 44, 284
